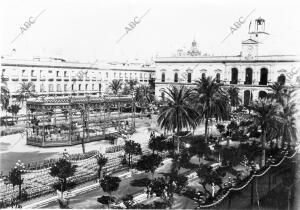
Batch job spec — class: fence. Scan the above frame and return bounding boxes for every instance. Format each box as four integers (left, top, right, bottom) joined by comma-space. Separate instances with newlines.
197, 151, 299, 209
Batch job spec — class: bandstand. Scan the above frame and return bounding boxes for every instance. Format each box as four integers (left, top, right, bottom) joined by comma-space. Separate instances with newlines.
26, 96, 137, 147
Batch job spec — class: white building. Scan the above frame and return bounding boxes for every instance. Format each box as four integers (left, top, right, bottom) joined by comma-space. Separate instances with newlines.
154, 18, 300, 105
1, 57, 155, 99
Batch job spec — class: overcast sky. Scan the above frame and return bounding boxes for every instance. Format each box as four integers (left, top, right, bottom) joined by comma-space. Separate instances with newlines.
1, 0, 300, 63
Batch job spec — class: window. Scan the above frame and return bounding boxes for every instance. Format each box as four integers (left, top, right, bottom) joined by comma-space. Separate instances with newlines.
31, 70, 35, 77
231, 68, 238, 84
22, 70, 26, 76
259, 68, 268, 85
79, 84, 81, 91
64, 71, 67, 77
85, 84, 88, 90
244, 68, 253, 84
49, 84, 54, 92
114, 72, 116, 78
64, 84, 67, 91
161, 91, 165, 101
92, 84, 94, 90
161, 73, 165, 82
216, 73, 220, 83
57, 84, 61, 92
1, 69, 5, 75
201, 73, 206, 79
32, 85, 35, 92
71, 84, 74, 91
56, 71, 59, 77
106, 72, 108, 78
174, 73, 178, 82
130, 73, 132, 78
119, 73, 122, 78
125, 73, 127, 78
40, 84, 44, 92
277, 74, 286, 85
99, 84, 101, 91
187, 73, 192, 83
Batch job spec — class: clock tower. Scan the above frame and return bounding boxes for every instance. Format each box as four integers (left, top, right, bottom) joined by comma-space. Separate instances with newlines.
241, 38, 258, 60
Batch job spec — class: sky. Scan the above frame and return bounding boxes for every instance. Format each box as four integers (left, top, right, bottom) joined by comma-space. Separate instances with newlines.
1, 0, 300, 63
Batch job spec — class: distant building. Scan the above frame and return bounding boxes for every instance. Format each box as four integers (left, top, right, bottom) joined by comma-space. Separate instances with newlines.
154, 18, 300, 105
1, 58, 155, 99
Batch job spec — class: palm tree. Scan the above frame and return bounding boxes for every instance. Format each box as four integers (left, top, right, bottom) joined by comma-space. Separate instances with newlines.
135, 84, 154, 108
16, 82, 36, 104
109, 79, 123, 95
279, 102, 298, 146
157, 85, 199, 153
247, 98, 283, 166
191, 76, 229, 143
1, 75, 10, 120
227, 86, 241, 109
268, 82, 286, 104
127, 80, 138, 92
99, 175, 121, 208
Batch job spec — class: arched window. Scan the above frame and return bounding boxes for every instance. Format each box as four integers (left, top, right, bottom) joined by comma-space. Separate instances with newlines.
216, 73, 220, 83
259, 68, 268, 85
277, 74, 286, 85
187, 73, 192, 83
231, 68, 238, 84
259, 91, 267, 99
201, 73, 206, 79
244, 68, 253, 84
161, 91, 165, 101
161, 73, 165, 82
174, 73, 178, 82
244, 90, 251, 106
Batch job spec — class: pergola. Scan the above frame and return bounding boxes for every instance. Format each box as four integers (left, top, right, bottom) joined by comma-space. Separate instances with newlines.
26, 96, 136, 147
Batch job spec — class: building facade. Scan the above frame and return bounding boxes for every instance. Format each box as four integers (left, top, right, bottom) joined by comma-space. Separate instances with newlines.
155, 18, 300, 105
1, 58, 155, 99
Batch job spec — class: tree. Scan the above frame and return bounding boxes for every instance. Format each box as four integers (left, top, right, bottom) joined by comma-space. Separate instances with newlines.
196, 164, 224, 198
49, 159, 77, 200
278, 90, 298, 146
99, 175, 121, 208
148, 135, 168, 154
189, 137, 211, 162
157, 85, 199, 153
124, 140, 142, 168
1, 75, 10, 118
16, 82, 36, 104
9, 168, 24, 201
216, 123, 225, 136
127, 80, 138, 93
191, 77, 229, 143
95, 154, 108, 180
7, 104, 21, 123
135, 154, 162, 178
109, 79, 123, 95
247, 98, 283, 166
135, 84, 154, 108
227, 86, 241, 109
268, 82, 286, 104
150, 177, 176, 208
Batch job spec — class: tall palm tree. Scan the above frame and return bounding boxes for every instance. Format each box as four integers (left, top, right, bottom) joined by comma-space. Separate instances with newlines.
247, 98, 283, 166
109, 79, 123, 95
135, 85, 154, 108
1, 75, 10, 116
191, 76, 229, 143
279, 102, 298, 146
268, 82, 286, 104
227, 86, 241, 109
157, 85, 199, 153
16, 82, 36, 104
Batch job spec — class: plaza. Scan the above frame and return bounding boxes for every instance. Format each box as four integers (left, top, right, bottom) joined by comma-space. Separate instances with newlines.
1, 1, 300, 209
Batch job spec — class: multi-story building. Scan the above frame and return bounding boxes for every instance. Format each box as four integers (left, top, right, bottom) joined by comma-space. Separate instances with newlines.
155, 18, 300, 105
1, 58, 155, 99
